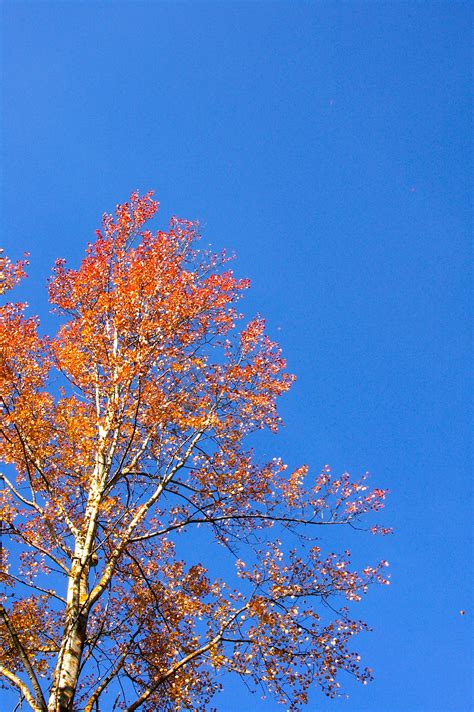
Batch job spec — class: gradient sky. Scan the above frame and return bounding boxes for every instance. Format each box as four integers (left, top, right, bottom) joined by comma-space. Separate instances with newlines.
1, 2, 472, 711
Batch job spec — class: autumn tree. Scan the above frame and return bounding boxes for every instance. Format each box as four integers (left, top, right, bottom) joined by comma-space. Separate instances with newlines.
0, 194, 389, 712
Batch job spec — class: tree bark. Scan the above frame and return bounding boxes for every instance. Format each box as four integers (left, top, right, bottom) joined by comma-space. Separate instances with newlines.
48, 555, 89, 712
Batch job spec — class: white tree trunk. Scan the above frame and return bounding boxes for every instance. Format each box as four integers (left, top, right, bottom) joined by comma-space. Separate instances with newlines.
48, 553, 89, 712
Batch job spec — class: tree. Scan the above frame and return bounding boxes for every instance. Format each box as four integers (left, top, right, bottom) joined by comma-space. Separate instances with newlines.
0, 193, 389, 712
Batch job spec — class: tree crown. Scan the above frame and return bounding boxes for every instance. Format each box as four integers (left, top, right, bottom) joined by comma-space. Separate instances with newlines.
0, 193, 389, 712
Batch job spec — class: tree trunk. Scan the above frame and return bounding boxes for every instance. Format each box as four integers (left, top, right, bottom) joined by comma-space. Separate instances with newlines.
48, 556, 89, 712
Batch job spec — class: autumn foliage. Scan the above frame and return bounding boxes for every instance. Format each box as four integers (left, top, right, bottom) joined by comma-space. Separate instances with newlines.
0, 194, 389, 712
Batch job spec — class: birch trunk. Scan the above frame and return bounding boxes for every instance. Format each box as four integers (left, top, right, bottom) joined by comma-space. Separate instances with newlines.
48, 453, 106, 711
48, 554, 89, 712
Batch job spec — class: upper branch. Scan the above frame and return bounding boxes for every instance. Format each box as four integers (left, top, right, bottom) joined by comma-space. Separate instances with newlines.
87, 427, 207, 609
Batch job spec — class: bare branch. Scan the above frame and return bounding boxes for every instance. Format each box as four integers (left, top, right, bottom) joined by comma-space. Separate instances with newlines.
131, 511, 350, 543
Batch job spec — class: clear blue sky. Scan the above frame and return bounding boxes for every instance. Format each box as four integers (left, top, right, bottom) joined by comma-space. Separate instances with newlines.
1, 2, 472, 711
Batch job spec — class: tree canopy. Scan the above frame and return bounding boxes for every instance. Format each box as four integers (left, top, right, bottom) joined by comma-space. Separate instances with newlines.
0, 193, 389, 712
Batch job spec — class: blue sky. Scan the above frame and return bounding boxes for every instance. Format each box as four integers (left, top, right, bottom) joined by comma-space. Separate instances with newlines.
1, 2, 472, 711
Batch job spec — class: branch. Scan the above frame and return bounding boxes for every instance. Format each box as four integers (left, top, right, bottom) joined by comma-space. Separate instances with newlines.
87, 428, 206, 609
0, 472, 72, 561
0, 605, 47, 712
83, 654, 127, 712
131, 511, 349, 543
83, 629, 141, 712
124, 605, 248, 712
0, 664, 39, 712
7, 523, 69, 574
5, 572, 66, 604
107, 377, 144, 488
1, 403, 80, 541
0, 471, 37, 510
